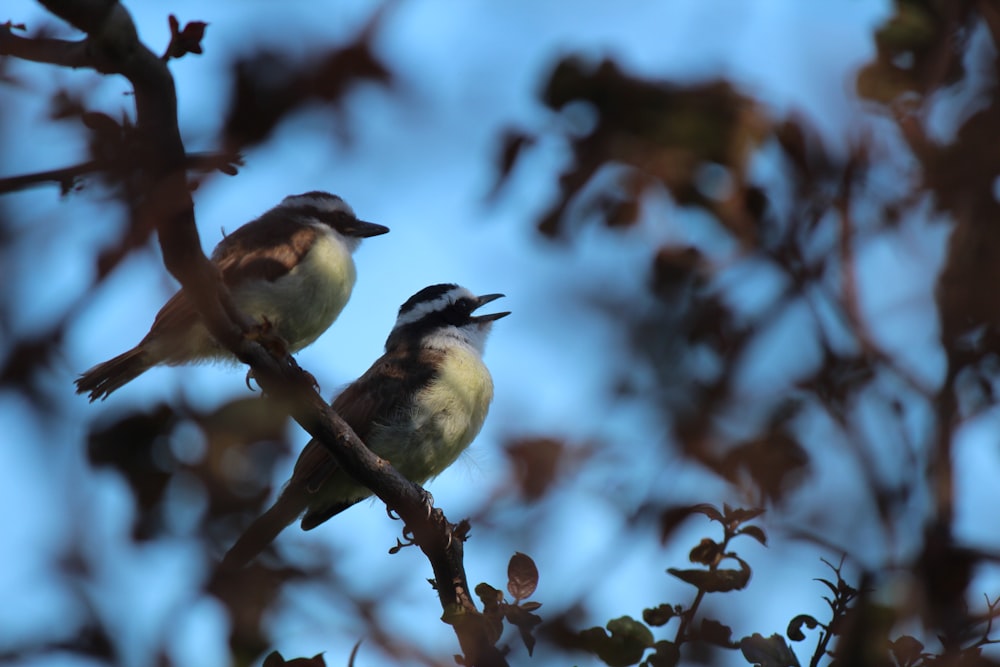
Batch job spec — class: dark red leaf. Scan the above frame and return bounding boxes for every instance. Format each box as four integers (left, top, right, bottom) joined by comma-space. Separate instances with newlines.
689, 503, 724, 522
507, 552, 539, 601
737, 525, 768, 546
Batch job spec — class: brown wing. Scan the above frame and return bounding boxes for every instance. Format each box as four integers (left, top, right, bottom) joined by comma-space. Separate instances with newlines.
213, 213, 319, 284
290, 344, 445, 496
142, 216, 320, 341
142, 289, 199, 342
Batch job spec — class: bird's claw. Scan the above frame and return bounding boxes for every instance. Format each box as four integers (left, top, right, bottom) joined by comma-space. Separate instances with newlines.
419, 488, 434, 519
281, 354, 319, 391
247, 316, 290, 358
243, 318, 320, 393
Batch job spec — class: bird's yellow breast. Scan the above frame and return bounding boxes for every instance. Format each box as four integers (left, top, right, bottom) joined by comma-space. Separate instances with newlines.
234, 229, 356, 350
372, 344, 494, 485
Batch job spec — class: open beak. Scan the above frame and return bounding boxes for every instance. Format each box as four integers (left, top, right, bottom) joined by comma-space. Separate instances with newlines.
472, 293, 511, 323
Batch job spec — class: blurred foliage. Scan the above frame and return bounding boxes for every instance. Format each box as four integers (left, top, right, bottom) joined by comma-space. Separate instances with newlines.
4, 0, 1000, 665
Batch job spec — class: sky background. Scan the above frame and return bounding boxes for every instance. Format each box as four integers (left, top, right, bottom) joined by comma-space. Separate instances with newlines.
6, 1, 999, 666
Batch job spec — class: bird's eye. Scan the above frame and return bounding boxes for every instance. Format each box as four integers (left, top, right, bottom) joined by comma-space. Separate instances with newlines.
455, 297, 474, 312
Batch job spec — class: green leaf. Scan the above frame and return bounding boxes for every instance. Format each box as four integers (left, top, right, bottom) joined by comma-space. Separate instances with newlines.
581, 616, 655, 667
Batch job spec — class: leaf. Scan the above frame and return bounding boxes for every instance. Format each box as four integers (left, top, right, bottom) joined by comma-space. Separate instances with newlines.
786, 615, 819, 641
689, 538, 723, 566
263, 652, 285, 667
659, 503, 723, 543
606, 617, 654, 646
164, 14, 209, 60
580, 617, 654, 667
689, 503, 724, 523
643, 641, 679, 667
813, 577, 838, 597
642, 604, 679, 627
488, 129, 538, 200
740, 633, 800, 667
505, 604, 543, 656
720, 432, 809, 504
262, 652, 326, 667
668, 558, 751, 592
726, 507, 766, 524
696, 618, 735, 647
474, 583, 503, 612
507, 552, 539, 601
889, 636, 924, 666
737, 525, 768, 546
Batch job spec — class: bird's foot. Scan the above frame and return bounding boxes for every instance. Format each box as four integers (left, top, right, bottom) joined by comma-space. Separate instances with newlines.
244, 318, 319, 393
246, 316, 289, 357
284, 354, 319, 392
418, 487, 435, 519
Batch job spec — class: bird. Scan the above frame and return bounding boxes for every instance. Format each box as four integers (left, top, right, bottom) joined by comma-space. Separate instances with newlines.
221, 283, 509, 569
76, 191, 389, 401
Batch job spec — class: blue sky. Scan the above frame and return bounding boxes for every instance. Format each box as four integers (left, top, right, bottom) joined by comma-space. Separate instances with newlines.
10, 1, 996, 666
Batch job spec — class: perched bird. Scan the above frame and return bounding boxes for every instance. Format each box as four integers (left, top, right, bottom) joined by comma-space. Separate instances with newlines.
76, 191, 388, 401
221, 283, 509, 569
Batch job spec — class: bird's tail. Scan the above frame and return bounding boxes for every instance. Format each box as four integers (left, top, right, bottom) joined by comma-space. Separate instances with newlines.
76, 347, 152, 402
220, 490, 309, 571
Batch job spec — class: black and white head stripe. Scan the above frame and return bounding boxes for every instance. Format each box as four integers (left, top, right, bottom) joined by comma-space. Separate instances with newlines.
395, 284, 472, 329
388, 284, 507, 351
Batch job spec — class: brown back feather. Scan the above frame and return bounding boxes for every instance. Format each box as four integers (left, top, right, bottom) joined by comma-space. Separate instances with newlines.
290, 344, 445, 499
213, 215, 319, 284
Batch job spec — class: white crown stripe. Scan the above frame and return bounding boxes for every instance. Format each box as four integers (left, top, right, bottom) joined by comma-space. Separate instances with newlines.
394, 287, 473, 328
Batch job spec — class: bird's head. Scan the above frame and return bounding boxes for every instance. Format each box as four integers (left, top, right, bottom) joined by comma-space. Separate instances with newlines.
388, 284, 510, 353
279, 191, 389, 250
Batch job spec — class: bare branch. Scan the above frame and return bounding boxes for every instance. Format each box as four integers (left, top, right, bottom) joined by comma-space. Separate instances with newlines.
0, 23, 92, 68
0, 152, 242, 195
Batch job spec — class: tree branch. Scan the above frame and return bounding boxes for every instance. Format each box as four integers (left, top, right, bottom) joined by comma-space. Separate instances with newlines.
0, 23, 91, 68
5, 3, 506, 665
0, 152, 242, 195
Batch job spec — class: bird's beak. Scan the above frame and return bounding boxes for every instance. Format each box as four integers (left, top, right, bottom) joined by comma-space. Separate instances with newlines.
343, 219, 390, 238
472, 293, 511, 323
